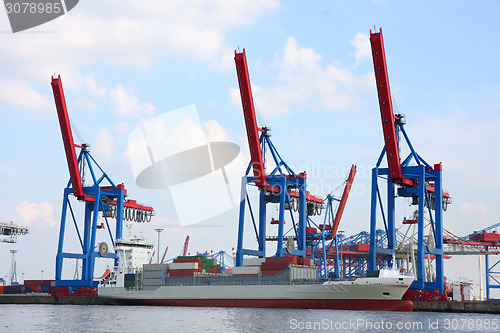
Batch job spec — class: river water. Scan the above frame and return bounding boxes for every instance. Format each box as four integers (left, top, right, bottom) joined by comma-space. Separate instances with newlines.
0, 304, 498, 332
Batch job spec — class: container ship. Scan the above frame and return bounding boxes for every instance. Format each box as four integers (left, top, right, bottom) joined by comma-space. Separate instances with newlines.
98, 241, 415, 311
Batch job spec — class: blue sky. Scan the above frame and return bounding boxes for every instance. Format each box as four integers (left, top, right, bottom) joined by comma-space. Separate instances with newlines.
0, 1, 499, 291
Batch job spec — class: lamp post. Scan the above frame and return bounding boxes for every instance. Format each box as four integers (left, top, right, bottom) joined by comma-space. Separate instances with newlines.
155, 228, 164, 264
338, 231, 344, 278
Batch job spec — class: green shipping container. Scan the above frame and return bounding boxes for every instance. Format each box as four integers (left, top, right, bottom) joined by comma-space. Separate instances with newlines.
124, 280, 135, 287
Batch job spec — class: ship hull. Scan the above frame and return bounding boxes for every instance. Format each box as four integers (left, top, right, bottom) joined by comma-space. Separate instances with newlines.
99, 276, 415, 311
108, 297, 414, 311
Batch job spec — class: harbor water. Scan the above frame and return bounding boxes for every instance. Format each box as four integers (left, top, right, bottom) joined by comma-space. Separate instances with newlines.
0, 304, 498, 332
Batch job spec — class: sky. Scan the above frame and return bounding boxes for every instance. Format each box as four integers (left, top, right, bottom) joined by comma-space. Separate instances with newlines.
0, 1, 499, 295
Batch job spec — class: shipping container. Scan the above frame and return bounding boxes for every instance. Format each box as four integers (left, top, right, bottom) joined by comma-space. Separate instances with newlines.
51, 286, 72, 296
143, 270, 164, 279
261, 262, 290, 271
143, 264, 169, 272
23, 279, 53, 286
169, 269, 196, 277
265, 256, 297, 265
173, 258, 203, 265
290, 265, 317, 279
124, 280, 135, 288
232, 266, 261, 275
29, 286, 42, 292
3, 286, 24, 294
170, 262, 199, 270
124, 273, 136, 281
143, 278, 163, 287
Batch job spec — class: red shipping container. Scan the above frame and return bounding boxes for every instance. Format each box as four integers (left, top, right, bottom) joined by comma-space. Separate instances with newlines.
24, 280, 53, 286
30, 286, 42, 292
169, 269, 196, 277
265, 256, 297, 265
51, 287, 72, 296
23, 280, 42, 286
261, 262, 290, 271
173, 258, 203, 265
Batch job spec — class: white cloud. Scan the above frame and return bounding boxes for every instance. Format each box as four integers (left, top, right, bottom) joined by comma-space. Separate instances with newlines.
71, 98, 97, 111
230, 36, 373, 117
0, 77, 51, 112
203, 119, 231, 142
60, 72, 107, 98
282, 37, 323, 70
111, 121, 130, 137
94, 127, 117, 163
351, 33, 371, 66
110, 84, 156, 117
410, 109, 500, 190
0, 0, 279, 81
460, 202, 489, 217
15, 201, 57, 228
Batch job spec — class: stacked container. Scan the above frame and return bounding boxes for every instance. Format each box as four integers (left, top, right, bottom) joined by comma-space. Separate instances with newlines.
170, 256, 221, 276
261, 256, 297, 276
170, 257, 202, 277
124, 274, 136, 288
143, 264, 168, 288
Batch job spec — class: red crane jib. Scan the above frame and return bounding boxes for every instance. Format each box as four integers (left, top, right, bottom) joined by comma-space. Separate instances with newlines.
234, 49, 267, 188
51, 75, 85, 198
369, 29, 408, 185
182, 236, 190, 256
331, 165, 357, 236
51, 76, 154, 212
370, 31, 451, 199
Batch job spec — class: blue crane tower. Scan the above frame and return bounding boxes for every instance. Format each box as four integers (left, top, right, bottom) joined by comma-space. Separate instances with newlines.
367, 29, 451, 292
233, 50, 355, 275
50, 76, 154, 287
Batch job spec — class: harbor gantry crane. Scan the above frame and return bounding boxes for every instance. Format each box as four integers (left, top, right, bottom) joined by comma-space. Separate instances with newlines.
0, 221, 28, 243
368, 29, 451, 292
310, 165, 357, 278
51, 75, 154, 287
234, 49, 349, 269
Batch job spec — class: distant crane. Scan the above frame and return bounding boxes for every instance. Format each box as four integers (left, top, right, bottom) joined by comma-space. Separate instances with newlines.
50, 75, 154, 287
368, 29, 451, 292
311, 165, 357, 278
0, 221, 28, 243
9, 250, 18, 285
161, 247, 169, 264
182, 236, 190, 257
